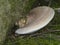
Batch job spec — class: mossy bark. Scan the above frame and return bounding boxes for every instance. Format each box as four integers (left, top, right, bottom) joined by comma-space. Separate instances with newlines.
0, 0, 36, 44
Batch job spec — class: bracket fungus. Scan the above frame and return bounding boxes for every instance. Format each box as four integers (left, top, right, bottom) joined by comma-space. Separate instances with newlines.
15, 6, 55, 34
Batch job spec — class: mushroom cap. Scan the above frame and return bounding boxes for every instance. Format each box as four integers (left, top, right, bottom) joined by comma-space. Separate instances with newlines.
15, 6, 55, 34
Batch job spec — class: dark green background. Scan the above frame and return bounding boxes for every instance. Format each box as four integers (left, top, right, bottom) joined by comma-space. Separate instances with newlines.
3, 0, 60, 45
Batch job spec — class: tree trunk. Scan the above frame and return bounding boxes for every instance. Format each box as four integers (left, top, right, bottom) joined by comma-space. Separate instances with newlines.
0, 0, 36, 44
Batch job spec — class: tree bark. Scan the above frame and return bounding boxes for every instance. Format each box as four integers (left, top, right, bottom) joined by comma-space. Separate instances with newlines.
0, 0, 36, 44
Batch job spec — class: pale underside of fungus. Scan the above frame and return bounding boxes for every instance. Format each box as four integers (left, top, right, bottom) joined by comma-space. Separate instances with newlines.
15, 6, 55, 34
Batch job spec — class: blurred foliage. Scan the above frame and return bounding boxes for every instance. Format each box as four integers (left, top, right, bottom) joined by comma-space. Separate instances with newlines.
3, 0, 60, 45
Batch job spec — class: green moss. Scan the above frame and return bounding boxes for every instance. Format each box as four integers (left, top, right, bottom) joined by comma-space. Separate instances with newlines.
1, 0, 60, 45
0, 0, 36, 44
